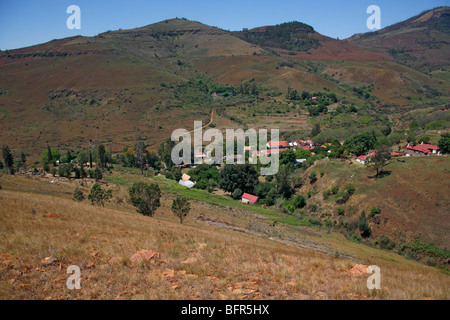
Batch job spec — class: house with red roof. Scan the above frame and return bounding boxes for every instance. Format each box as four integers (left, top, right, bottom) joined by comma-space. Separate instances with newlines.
267, 141, 289, 148
241, 193, 258, 204
356, 155, 369, 165
407, 143, 440, 155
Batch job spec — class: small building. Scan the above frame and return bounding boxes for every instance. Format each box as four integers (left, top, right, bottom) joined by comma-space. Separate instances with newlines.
241, 193, 258, 204
407, 143, 440, 155
267, 141, 289, 149
356, 155, 368, 165
179, 173, 195, 188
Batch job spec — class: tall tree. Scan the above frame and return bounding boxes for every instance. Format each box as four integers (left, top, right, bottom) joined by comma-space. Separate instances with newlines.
372, 145, 391, 178
89, 150, 93, 169
311, 123, 321, 137
97, 144, 106, 170
47, 145, 53, 163
2, 145, 14, 173
135, 142, 146, 175
20, 152, 26, 166
438, 133, 450, 153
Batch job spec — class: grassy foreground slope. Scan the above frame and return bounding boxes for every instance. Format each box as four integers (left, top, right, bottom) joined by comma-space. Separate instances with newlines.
0, 172, 448, 300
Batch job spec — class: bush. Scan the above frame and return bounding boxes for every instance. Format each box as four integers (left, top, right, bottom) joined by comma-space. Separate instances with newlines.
309, 171, 317, 183
73, 187, 84, 201
293, 195, 306, 208
128, 182, 161, 216
322, 189, 331, 199
379, 235, 396, 250
337, 207, 345, 216
94, 167, 103, 181
331, 186, 339, 194
171, 196, 191, 224
232, 188, 243, 200
370, 206, 381, 217
88, 183, 112, 206
358, 211, 371, 238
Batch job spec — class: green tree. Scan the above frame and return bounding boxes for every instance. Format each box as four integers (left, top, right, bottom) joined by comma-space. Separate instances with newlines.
47, 145, 53, 163
2, 145, 14, 173
438, 133, 450, 153
279, 149, 296, 165
311, 123, 321, 137
358, 211, 371, 238
135, 142, 146, 175
158, 138, 175, 169
171, 196, 191, 224
128, 182, 161, 216
220, 164, 259, 194
97, 144, 106, 170
275, 163, 295, 199
94, 167, 103, 181
373, 145, 391, 178
73, 187, 84, 202
293, 195, 306, 208
231, 188, 243, 200
20, 152, 26, 167
88, 183, 112, 207
344, 132, 377, 156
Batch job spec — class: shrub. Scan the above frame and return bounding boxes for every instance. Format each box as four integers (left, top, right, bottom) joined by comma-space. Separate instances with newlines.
330, 186, 339, 194
370, 206, 381, 217
358, 211, 371, 238
285, 203, 295, 214
337, 207, 345, 216
94, 167, 103, 181
232, 188, 243, 200
293, 195, 306, 208
171, 196, 191, 224
88, 183, 112, 206
128, 182, 161, 216
379, 235, 396, 250
322, 189, 331, 199
73, 187, 84, 201
309, 171, 317, 183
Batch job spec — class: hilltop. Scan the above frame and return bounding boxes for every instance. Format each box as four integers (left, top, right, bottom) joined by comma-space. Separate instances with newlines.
349, 7, 450, 76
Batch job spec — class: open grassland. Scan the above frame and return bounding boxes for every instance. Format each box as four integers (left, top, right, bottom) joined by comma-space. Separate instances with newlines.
0, 172, 449, 300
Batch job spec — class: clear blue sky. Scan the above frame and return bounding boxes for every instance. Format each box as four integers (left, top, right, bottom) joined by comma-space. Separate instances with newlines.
0, 0, 448, 50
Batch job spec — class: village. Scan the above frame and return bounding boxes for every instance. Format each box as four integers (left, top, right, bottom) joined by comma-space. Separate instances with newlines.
176, 136, 443, 205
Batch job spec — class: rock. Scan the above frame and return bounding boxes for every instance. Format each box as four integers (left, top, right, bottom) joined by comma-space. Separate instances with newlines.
218, 293, 228, 300
130, 250, 160, 263
347, 264, 368, 276
161, 269, 175, 278
41, 256, 57, 265
44, 213, 59, 218
181, 257, 199, 264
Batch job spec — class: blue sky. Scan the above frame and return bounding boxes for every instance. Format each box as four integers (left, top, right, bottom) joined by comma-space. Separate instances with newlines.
0, 0, 448, 50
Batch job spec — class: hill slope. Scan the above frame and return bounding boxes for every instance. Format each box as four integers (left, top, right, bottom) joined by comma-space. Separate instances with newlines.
0, 172, 449, 299
348, 7, 450, 74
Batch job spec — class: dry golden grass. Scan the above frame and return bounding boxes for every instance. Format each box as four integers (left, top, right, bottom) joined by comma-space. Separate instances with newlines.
0, 174, 449, 300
